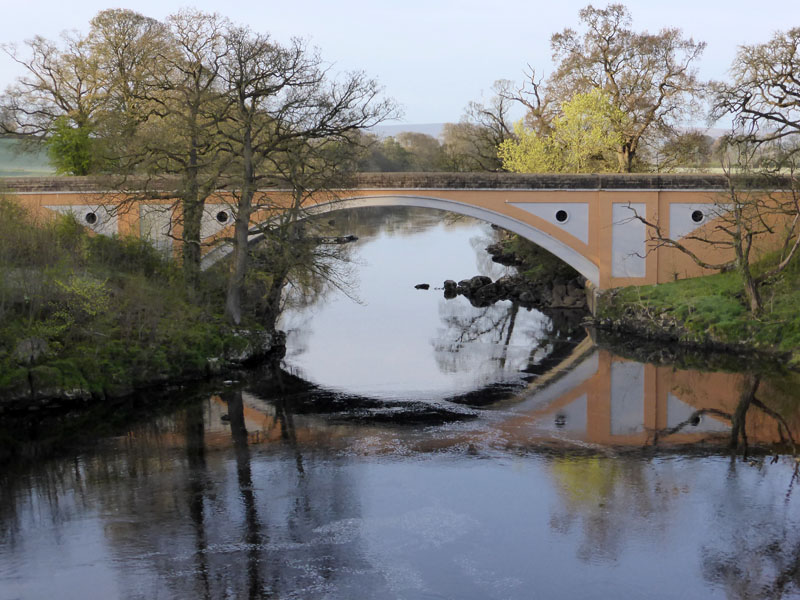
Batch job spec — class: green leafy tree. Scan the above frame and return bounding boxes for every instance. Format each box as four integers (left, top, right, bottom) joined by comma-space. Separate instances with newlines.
45, 116, 94, 175
499, 89, 625, 173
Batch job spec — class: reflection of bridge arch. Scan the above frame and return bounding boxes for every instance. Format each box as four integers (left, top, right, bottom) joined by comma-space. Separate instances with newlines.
202, 195, 600, 285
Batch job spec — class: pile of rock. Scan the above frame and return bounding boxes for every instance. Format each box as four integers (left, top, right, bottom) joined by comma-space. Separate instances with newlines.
443, 274, 587, 310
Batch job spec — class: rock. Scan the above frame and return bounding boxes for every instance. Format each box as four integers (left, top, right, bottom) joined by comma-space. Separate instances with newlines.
468, 275, 492, 291
414, 283, 430, 290
474, 282, 500, 303
443, 280, 457, 292
224, 329, 284, 364
14, 337, 48, 366
335, 235, 358, 243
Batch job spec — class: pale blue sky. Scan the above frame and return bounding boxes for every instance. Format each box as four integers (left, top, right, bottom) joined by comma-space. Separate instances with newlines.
2, 0, 798, 124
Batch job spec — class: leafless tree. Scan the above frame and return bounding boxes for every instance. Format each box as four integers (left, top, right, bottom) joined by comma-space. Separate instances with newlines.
218, 27, 397, 324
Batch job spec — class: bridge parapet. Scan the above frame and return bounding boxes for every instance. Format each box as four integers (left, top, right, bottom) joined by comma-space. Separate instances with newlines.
0, 172, 741, 193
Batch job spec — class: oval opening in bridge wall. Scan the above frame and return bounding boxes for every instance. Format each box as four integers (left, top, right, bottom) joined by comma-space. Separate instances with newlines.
84, 212, 98, 225
555, 209, 569, 224
691, 209, 704, 223
216, 211, 229, 224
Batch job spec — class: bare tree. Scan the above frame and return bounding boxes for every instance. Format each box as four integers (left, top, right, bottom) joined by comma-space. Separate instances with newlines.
442, 79, 516, 172
632, 140, 800, 315
218, 27, 396, 324
111, 9, 233, 287
712, 27, 800, 146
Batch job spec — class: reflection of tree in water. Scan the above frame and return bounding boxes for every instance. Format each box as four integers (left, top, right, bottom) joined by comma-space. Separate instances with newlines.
548, 457, 672, 563
0, 394, 379, 599
433, 298, 550, 379
316, 205, 482, 241
470, 229, 511, 279
656, 374, 798, 456
700, 459, 800, 600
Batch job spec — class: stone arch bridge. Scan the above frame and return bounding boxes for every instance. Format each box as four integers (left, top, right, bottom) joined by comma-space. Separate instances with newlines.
6, 172, 755, 291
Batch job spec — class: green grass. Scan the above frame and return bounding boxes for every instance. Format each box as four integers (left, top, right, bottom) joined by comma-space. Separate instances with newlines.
0, 137, 55, 176
601, 253, 800, 361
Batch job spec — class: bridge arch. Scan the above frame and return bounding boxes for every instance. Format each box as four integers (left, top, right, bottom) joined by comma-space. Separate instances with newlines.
202, 194, 600, 285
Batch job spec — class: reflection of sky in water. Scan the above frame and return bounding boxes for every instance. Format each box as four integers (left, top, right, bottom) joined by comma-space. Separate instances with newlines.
280, 210, 550, 399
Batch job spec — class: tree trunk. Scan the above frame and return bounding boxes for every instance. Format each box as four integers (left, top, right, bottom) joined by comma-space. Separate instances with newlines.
181, 145, 203, 292
616, 143, 635, 173
224, 120, 254, 325
224, 191, 252, 325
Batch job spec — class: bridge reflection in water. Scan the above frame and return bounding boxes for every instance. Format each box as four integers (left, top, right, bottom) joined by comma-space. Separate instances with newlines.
200, 343, 797, 455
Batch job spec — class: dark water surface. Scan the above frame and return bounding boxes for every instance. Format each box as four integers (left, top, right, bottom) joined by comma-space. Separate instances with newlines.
2, 207, 800, 600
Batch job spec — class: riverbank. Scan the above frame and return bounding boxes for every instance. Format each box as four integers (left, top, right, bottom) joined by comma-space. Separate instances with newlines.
0, 198, 284, 413
592, 255, 800, 368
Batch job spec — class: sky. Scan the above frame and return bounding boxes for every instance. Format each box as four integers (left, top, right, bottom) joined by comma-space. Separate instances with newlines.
1, 0, 798, 126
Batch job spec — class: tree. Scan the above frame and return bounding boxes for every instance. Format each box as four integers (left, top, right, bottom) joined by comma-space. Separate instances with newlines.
218, 26, 396, 324
634, 26, 800, 315
651, 130, 714, 171
442, 79, 516, 172
114, 9, 232, 287
633, 139, 800, 315
499, 89, 625, 173
45, 115, 94, 174
1, 31, 104, 170
547, 4, 706, 172
712, 27, 800, 145
0, 9, 167, 172
356, 133, 411, 171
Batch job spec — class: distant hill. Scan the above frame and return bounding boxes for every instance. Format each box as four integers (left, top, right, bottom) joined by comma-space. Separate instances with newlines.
0, 138, 55, 177
370, 123, 446, 139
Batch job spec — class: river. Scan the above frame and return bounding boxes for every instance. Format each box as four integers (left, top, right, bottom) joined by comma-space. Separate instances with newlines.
1, 207, 799, 600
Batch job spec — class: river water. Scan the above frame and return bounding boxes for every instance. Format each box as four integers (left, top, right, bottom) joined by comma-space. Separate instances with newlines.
2, 207, 800, 600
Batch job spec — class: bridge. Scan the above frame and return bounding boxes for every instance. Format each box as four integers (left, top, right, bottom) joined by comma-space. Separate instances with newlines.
3, 172, 761, 291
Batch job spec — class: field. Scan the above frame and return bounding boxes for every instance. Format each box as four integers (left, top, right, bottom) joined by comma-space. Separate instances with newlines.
0, 137, 54, 177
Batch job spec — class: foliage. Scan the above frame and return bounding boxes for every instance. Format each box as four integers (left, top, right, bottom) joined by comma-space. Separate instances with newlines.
502, 4, 705, 172
499, 90, 625, 173
45, 116, 95, 175
0, 197, 257, 400
505, 234, 580, 281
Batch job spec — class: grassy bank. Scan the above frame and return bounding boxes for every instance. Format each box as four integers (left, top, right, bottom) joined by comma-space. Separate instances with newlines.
596, 253, 800, 367
0, 197, 278, 408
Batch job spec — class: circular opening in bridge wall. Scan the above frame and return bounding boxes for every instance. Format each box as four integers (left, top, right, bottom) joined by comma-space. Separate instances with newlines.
691, 209, 704, 223
216, 210, 230, 224
555, 209, 569, 224
84, 212, 98, 225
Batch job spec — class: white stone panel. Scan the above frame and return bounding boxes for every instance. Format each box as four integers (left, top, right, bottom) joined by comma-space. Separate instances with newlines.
667, 393, 729, 433
542, 393, 588, 433
44, 204, 118, 236
139, 204, 174, 255
610, 361, 644, 436
201, 203, 235, 239
509, 202, 590, 244
611, 203, 647, 278
669, 203, 729, 240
